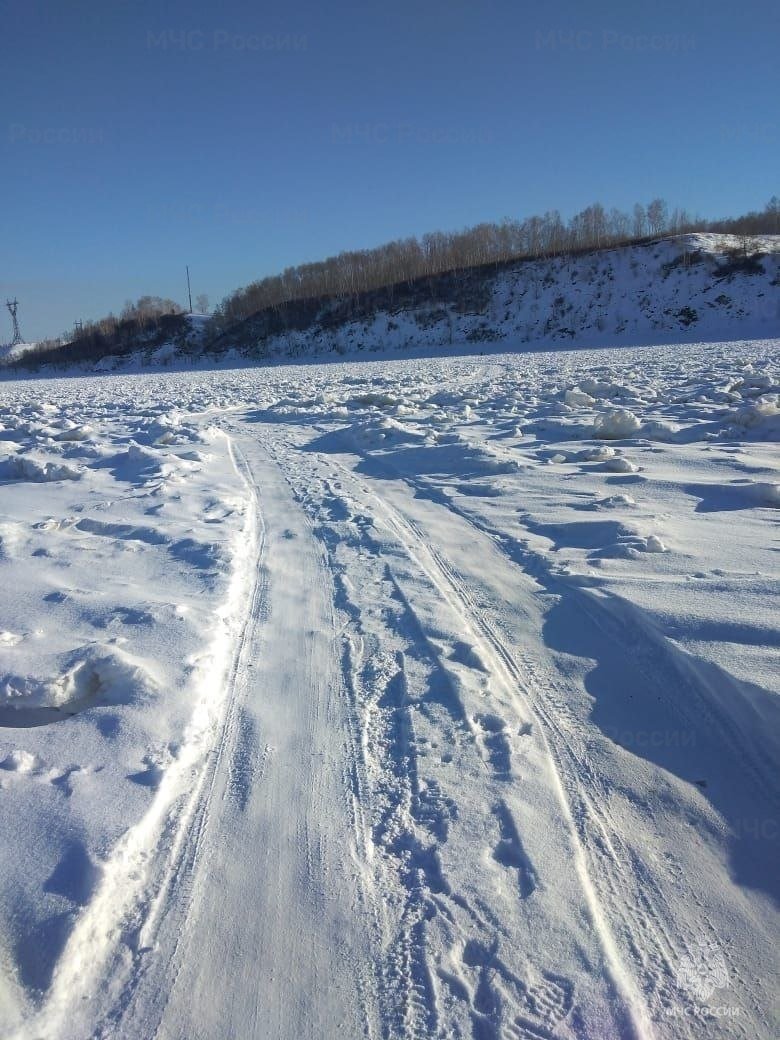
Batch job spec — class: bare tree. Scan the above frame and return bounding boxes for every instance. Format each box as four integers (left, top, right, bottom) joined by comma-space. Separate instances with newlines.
767, 196, 780, 234
608, 207, 630, 241
647, 198, 668, 236
632, 203, 647, 238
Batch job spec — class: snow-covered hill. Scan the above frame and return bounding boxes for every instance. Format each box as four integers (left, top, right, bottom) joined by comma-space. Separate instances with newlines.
224, 232, 780, 364
3, 235, 778, 376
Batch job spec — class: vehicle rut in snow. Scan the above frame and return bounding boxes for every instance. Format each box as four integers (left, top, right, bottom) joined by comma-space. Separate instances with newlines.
11, 435, 266, 1040
265, 425, 645, 1040
114, 432, 380, 1040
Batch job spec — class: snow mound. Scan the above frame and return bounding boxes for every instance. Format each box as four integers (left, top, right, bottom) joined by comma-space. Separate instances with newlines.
728, 396, 780, 439
576, 445, 617, 462
641, 420, 680, 441
598, 456, 639, 474
0, 456, 82, 482
0, 645, 157, 720
54, 424, 94, 442
743, 481, 780, 507
644, 534, 667, 553
579, 379, 623, 399
593, 494, 637, 509
564, 389, 596, 408
592, 409, 641, 439
0, 749, 44, 773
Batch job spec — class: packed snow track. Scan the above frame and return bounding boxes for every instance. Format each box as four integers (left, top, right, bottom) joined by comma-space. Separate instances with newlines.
0, 338, 778, 1039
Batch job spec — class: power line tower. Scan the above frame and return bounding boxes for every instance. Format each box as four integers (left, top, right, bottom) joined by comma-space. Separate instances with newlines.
5, 299, 23, 347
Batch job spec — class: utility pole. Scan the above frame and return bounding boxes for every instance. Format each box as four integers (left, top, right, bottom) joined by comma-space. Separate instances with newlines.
186, 265, 193, 314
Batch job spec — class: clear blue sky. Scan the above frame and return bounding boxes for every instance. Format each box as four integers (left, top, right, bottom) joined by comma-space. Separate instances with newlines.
2, 0, 778, 341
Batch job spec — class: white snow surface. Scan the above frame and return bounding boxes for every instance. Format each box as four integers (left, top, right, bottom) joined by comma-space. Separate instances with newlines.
0, 336, 778, 1039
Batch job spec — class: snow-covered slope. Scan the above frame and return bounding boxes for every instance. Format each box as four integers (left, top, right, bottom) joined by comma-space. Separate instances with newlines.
3, 235, 778, 376
0, 336, 777, 1038
229, 233, 780, 363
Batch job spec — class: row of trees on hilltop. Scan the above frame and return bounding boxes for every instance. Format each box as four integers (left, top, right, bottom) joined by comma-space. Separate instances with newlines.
69, 296, 183, 347
212, 197, 775, 329
214, 196, 779, 328
214, 198, 694, 327
119, 295, 184, 326
11, 296, 186, 368
708, 196, 780, 237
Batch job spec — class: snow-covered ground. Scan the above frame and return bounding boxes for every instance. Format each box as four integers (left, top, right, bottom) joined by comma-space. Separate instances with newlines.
0, 337, 778, 1039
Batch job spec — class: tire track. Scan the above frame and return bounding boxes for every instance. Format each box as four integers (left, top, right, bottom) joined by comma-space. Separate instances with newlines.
329, 452, 773, 1037
268, 428, 636, 1040
90, 438, 268, 1038
225, 426, 383, 1040
14, 434, 267, 1040
406, 483, 776, 1030
294, 440, 653, 1039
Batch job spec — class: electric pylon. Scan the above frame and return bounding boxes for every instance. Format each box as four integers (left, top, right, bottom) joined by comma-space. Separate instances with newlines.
5, 300, 23, 347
